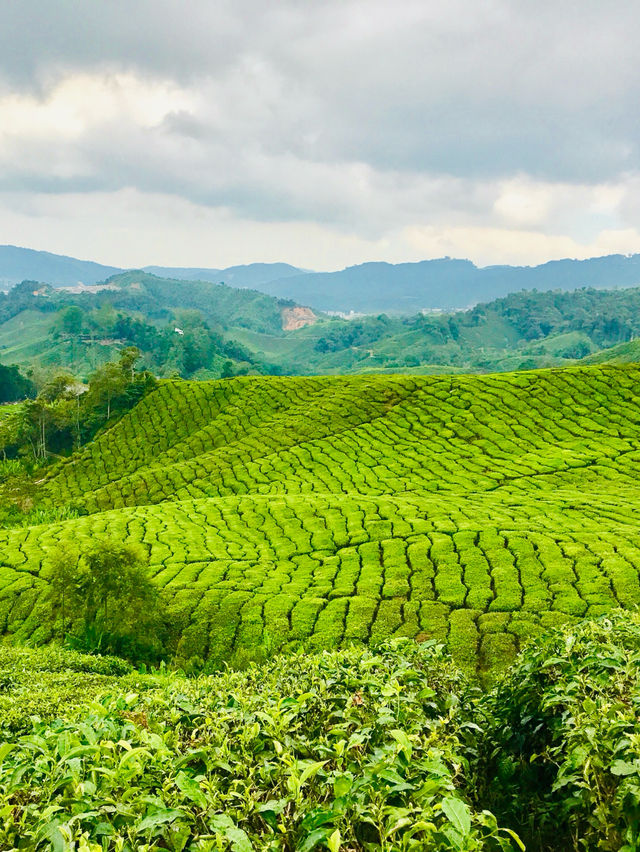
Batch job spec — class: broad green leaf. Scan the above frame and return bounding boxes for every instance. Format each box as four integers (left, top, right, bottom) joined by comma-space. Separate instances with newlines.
441, 797, 471, 837
138, 808, 185, 832
299, 760, 327, 787
175, 770, 207, 809
0, 743, 15, 763
390, 729, 413, 758
333, 773, 352, 798
297, 828, 331, 852
210, 814, 253, 852
611, 760, 638, 776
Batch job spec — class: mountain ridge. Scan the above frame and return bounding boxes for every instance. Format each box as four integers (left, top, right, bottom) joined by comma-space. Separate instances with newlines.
3, 244, 640, 314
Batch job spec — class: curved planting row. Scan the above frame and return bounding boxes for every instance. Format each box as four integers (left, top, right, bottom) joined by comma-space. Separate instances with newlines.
1, 365, 639, 673
40, 366, 640, 512
1, 484, 640, 674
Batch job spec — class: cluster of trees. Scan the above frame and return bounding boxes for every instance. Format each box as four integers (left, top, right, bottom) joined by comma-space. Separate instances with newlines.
470, 287, 640, 344
315, 315, 395, 353
48, 537, 165, 661
0, 364, 35, 403
0, 280, 59, 325
0, 347, 156, 462
0, 276, 283, 380
307, 286, 640, 373
314, 313, 463, 356
52, 305, 257, 378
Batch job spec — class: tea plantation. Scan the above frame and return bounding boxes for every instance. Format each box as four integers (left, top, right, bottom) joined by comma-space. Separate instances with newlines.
2, 365, 640, 675
2, 615, 640, 849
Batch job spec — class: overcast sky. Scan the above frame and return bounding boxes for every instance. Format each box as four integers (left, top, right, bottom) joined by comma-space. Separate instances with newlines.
0, 0, 639, 270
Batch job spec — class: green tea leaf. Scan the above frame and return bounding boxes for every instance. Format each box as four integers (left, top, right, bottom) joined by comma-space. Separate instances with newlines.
441, 796, 471, 837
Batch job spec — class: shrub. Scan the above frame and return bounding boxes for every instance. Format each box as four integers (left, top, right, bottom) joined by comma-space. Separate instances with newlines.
476, 611, 640, 851
47, 537, 166, 663
0, 639, 522, 850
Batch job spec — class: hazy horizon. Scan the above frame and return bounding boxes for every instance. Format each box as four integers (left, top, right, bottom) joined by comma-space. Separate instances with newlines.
6, 241, 640, 278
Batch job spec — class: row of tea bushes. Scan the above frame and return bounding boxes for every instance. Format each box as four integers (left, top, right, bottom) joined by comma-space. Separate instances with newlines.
0, 488, 639, 674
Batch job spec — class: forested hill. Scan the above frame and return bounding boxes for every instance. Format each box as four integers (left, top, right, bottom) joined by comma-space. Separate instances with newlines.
0, 272, 316, 383
6, 276, 640, 386
233, 284, 640, 376
100, 270, 300, 334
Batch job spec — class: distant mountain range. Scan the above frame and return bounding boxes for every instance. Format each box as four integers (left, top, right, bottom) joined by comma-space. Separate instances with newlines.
0, 246, 304, 292
0, 245, 121, 289
255, 256, 640, 313
143, 263, 304, 289
3, 244, 640, 314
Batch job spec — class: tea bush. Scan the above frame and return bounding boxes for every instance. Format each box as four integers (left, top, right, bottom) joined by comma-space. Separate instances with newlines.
0, 366, 640, 674
0, 645, 135, 734
476, 611, 640, 851
0, 640, 522, 851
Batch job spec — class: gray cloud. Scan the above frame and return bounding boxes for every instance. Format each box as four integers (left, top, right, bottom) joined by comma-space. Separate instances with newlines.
0, 0, 639, 266
2, 1, 639, 179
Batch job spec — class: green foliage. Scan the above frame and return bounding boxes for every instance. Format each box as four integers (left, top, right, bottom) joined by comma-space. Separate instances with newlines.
0, 366, 638, 675
47, 537, 165, 662
475, 611, 640, 851
0, 363, 34, 402
0, 348, 156, 468
0, 273, 284, 381
4, 618, 640, 849
243, 284, 640, 376
14, 271, 640, 380
0, 639, 520, 851
0, 645, 133, 735
58, 304, 83, 336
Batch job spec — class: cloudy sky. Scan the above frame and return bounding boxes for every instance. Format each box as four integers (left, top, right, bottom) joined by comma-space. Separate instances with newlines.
0, 0, 639, 270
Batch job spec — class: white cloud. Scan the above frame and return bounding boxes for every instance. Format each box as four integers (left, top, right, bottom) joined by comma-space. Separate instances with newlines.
403, 224, 640, 268
0, 1, 639, 267
0, 73, 192, 139
493, 179, 553, 227
2, 187, 640, 272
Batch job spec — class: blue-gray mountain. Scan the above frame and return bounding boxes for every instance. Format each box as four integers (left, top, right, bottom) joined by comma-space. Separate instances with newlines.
253, 256, 640, 313
3, 245, 640, 314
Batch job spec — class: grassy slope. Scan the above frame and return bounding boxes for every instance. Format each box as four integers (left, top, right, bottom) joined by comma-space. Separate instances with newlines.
580, 337, 640, 364
8, 282, 640, 380
230, 312, 576, 376
0, 273, 299, 381
0, 309, 55, 361
1, 366, 639, 676
0, 308, 122, 375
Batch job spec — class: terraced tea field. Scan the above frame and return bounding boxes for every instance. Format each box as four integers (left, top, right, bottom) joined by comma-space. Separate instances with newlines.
3, 365, 640, 675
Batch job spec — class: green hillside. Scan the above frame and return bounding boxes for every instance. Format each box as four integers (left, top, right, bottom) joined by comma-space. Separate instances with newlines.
7, 277, 640, 384
0, 365, 639, 676
233, 284, 640, 376
0, 275, 301, 384
580, 337, 640, 364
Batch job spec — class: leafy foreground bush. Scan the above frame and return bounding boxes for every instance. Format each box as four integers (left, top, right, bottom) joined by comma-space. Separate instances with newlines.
0, 640, 521, 851
477, 611, 640, 851
0, 645, 134, 735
